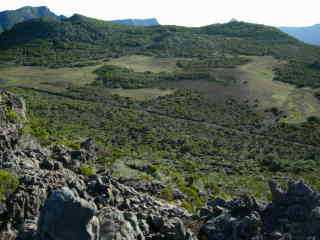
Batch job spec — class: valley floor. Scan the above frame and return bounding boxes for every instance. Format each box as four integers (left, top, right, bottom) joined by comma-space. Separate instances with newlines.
1, 55, 320, 205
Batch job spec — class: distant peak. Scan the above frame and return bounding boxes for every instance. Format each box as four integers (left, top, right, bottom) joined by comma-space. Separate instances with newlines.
17, 6, 50, 11
0, 5, 60, 32
69, 14, 87, 21
111, 18, 160, 26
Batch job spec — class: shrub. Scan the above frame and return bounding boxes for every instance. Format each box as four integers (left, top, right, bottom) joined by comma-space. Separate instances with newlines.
0, 170, 19, 201
160, 186, 174, 201
79, 164, 95, 177
307, 116, 320, 124
5, 108, 19, 123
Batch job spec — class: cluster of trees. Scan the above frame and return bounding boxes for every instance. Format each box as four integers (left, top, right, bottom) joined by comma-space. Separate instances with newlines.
274, 60, 320, 88
94, 55, 251, 89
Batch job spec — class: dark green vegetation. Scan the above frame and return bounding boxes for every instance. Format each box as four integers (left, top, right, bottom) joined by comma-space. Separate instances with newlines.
0, 17, 317, 66
0, 15, 319, 87
0, 170, 19, 201
79, 164, 96, 177
1, 15, 320, 207
5, 85, 320, 208
274, 60, 320, 88
0, 6, 61, 33
94, 56, 248, 88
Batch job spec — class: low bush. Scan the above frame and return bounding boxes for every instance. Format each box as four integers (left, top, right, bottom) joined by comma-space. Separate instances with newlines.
0, 170, 19, 201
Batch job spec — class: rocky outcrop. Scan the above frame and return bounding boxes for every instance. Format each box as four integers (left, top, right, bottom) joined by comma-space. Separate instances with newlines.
199, 180, 320, 240
38, 187, 99, 240
51, 138, 97, 169
0, 90, 26, 154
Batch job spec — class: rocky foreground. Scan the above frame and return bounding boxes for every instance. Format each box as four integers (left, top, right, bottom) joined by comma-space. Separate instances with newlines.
1, 90, 320, 240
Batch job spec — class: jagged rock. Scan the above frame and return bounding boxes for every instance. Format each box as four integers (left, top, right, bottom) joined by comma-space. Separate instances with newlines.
6, 184, 46, 227
51, 138, 98, 169
80, 138, 98, 162
156, 217, 195, 240
263, 180, 320, 238
38, 187, 99, 240
51, 145, 72, 167
39, 159, 55, 170
98, 207, 144, 240
0, 90, 26, 155
18, 219, 38, 240
118, 178, 165, 196
199, 210, 262, 240
172, 188, 186, 200
99, 208, 195, 240
0, 224, 16, 240
199, 180, 320, 240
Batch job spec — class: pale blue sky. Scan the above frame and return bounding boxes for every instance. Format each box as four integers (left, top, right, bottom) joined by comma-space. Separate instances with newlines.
1, 0, 319, 27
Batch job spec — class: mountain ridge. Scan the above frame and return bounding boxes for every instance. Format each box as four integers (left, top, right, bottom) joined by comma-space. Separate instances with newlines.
0, 6, 160, 33
0, 6, 63, 33
279, 24, 320, 45
0, 15, 312, 68
111, 17, 160, 26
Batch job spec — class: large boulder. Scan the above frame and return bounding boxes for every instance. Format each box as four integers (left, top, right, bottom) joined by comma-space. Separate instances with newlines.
263, 180, 320, 239
38, 187, 99, 240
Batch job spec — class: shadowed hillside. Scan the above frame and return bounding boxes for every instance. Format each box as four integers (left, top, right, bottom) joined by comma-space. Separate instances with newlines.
0, 16, 319, 71
0, 6, 62, 33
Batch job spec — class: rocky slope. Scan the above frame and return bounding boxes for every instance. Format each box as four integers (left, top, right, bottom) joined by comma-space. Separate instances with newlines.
1, 90, 320, 239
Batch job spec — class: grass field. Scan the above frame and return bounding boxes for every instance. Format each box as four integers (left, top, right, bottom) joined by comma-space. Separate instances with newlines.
0, 56, 180, 101
239, 56, 320, 123
107, 55, 180, 73
0, 64, 102, 89
1, 55, 319, 122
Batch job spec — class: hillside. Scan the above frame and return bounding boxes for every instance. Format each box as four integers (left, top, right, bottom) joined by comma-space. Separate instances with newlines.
1, 90, 320, 239
1, 16, 320, 91
280, 24, 320, 46
111, 18, 160, 26
0, 6, 62, 33
0, 16, 319, 67
0, 13, 320, 231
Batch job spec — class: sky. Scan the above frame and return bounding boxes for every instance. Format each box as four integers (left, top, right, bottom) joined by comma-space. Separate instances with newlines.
0, 0, 319, 27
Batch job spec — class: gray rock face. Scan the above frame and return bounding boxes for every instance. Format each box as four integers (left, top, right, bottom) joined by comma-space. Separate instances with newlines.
99, 207, 145, 240
51, 138, 97, 170
199, 180, 320, 240
0, 90, 26, 154
199, 196, 262, 240
38, 187, 99, 240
